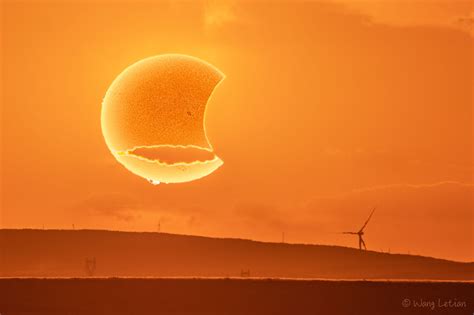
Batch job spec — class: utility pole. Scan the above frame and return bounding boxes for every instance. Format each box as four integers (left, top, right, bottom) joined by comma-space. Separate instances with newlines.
85, 257, 96, 277
282, 232, 285, 243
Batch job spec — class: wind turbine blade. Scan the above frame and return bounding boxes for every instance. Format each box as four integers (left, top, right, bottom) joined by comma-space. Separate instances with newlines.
341, 232, 358, 235
359, 207, 376, 233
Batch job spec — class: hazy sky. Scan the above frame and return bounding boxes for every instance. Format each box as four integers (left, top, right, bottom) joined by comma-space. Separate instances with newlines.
1, 0, 472, 261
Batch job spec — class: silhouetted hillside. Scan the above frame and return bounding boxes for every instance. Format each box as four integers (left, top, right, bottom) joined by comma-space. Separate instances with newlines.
0, 229, 472, 280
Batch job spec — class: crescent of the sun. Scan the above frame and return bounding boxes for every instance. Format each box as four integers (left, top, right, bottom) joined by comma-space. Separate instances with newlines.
101, 54, 225, 185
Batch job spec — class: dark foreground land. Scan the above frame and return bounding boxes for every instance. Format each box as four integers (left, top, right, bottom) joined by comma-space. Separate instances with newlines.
0, 278, 472, 315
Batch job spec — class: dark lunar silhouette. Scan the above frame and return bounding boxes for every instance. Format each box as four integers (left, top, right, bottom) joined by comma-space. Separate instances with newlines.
342, 207, 376, 250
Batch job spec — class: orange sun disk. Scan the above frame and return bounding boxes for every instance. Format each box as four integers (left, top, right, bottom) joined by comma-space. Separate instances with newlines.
101, 54, 225, 184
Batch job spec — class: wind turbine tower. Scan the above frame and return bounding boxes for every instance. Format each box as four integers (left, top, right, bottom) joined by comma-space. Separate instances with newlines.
341, 207, 376, 250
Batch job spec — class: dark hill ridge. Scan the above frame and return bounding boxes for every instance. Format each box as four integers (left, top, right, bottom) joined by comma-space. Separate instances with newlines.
1, 229, 472, 280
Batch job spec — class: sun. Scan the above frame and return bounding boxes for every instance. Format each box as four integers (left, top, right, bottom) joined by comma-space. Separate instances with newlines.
101, 54, 225, 184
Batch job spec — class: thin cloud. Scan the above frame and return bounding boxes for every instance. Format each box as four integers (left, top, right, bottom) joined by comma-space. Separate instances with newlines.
73, 193, 141, 222
332, 0, 473, 35
204, 0, 236, 29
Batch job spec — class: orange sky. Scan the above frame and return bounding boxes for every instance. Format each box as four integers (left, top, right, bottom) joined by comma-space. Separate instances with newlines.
1, 0, 472, 262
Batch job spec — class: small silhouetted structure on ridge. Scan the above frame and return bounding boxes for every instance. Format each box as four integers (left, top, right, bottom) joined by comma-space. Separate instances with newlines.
240, 269, 250, 277
85, 257, 96, 276
341, 207, 376, 250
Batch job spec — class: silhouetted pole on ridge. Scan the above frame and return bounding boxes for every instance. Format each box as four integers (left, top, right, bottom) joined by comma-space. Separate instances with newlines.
85, 257, 96, 277
240, 269, 250, 277
341, 207, 376, 250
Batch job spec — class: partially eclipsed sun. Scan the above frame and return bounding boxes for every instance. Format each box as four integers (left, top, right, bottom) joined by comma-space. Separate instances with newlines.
101, 54, 224, 184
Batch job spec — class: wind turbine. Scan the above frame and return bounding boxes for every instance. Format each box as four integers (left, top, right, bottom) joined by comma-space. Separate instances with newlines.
342, 207, 376, 250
